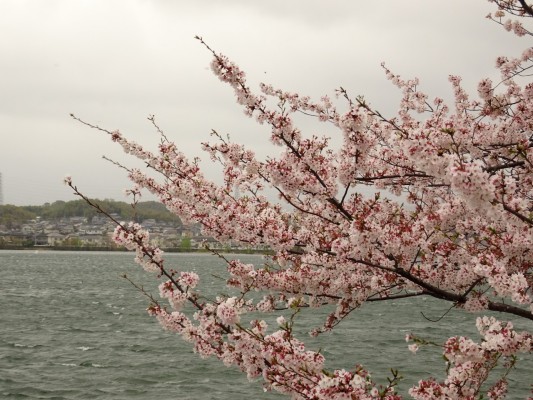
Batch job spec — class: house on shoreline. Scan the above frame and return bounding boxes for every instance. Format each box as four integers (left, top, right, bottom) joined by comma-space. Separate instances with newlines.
0, 215, 267, 253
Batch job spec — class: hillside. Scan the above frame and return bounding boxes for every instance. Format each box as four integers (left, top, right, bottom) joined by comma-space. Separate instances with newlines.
0, 199, 182, 227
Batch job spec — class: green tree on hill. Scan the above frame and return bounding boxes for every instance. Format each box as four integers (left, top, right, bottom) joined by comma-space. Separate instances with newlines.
3, 200, 183, 225
0, 205, 37, 228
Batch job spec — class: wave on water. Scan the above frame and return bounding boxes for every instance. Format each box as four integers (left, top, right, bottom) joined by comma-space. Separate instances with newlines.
13, 343, 41, 349
79, 361, 106, 368
57, 362, 104, 368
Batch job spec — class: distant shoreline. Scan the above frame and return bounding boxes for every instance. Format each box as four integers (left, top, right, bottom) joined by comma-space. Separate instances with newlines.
0, 245, 272, 255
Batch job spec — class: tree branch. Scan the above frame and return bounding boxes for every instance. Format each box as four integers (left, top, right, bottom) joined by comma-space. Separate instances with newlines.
518, 0, 533, 17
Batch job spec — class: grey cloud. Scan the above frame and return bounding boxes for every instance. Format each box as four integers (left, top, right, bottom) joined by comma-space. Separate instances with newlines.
0, 0, 528, 205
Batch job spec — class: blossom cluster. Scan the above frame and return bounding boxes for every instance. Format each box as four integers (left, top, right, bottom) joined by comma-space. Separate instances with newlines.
408, 316, 532, 399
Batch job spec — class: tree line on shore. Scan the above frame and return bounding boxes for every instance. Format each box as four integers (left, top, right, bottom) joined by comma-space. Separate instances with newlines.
0, 199, 182, 227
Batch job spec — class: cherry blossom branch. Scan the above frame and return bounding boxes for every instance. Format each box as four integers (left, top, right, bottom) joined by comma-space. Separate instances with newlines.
70, 9, 533, 395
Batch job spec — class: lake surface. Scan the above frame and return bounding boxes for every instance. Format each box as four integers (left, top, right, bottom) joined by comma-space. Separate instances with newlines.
1, 250, 531, 399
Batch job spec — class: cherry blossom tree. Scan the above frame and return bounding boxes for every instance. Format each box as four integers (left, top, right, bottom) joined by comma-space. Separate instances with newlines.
67, 1, 532, 398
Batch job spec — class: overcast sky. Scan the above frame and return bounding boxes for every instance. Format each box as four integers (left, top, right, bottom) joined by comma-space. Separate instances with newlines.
0, 0, 529, 206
